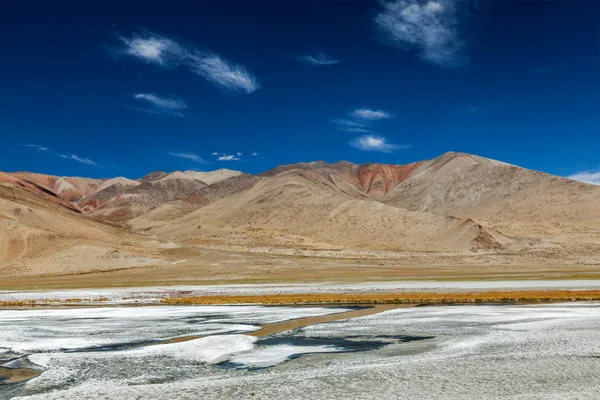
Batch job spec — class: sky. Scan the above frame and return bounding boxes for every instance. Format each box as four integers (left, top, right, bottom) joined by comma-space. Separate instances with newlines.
1, 0, 598, 183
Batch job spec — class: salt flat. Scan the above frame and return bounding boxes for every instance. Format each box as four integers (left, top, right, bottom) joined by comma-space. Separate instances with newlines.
1, 303, 599, 399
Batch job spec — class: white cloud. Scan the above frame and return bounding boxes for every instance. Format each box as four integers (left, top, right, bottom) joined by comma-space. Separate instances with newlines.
169, 152, 209, 164
350, 135, 409, 153
375, 0, 464, 67
59, 154, 102, 167
330, 118, 373, 133
568, 170, 600, 186
330, 119, 366, 128
23, 144, 102, 167
131, 93, 187, 117
133, 93, 186, 110
23, 144, 50, 152
296, 51, 340, 66
350, 108, 393, 120
212, 152, 243, 160
218, 154, 240, 161
189, 52, 259, 94
342, 127, 373, 133
119, 32, 187, 67
251, 152, 258, 156
117, 31, 259, 95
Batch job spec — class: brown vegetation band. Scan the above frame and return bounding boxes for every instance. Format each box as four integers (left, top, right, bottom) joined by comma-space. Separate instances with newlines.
162, 290, 600, 305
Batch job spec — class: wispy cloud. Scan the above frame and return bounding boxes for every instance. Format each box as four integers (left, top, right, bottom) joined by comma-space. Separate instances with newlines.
189, 52, 259, 94
217, 154, 241, 161
350, 135, 409, 153
568, 170, 600, 186
133, 93, 186, 110
119, 32, 187, 67
296, 51, 340, 66
59, 154, 100, 166
330, 119, 366, 128
116, 31, 259, 95
23, 144, 50, 152
130, 93, 187, 117
350, 108, 393, 120
330, 119, 374, 133
375, 0, 465, 67
169, 152, 209, 164
251, 152, 258, 156
330, 109, 392, 134
342, 127, 373, 133
23, 144, 102, 167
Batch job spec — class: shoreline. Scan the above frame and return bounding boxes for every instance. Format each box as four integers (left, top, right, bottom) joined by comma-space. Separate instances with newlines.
2, 279, 600, 308
1, 289, 600, 308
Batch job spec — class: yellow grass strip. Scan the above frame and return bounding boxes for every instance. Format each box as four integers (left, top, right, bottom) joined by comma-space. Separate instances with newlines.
0, 297, 110, 307
162, 290, 600, 305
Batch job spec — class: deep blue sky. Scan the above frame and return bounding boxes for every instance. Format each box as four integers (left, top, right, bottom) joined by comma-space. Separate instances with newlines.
1, 0, 598, 180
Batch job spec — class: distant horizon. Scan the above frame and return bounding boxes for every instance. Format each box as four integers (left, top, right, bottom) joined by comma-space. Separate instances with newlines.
6, 150, 597, 185
6, 150, 495, 179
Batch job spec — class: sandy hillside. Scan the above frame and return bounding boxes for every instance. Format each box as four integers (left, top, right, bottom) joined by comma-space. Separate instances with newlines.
13, 172, 103, 202
81, 172, 208, 221
75, 169, 247, 222
195, 174, 263, 201
183, 169, 244, 185
0, 176, 165, 277
129, 175, 261, 227
148, 169, 516, 253
128, 194, 210, 224
382, 152, 600, 237
261, 160, 422, 198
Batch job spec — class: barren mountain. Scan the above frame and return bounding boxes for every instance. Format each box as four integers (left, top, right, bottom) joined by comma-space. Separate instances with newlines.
148, 169, 516, 253
85, 179, 208, 222
261, 161, 370, 199
128, 194, 210, 224
12, 172, 102, 202
357, 162, 421, 197
96, 177, 140, 192
139, 171, 169, 183
0, 172, 81, 212
129, 174, 261, 228
80, 169, 248, 222
183, 169, 244, 185
75, 170, 224, 221
77, 178, 141, 213
196, 174, 263, 201
262, 160, 420, 198
381, 152, 600, 237
0, 175, 163, 277
2, 152, 599, 279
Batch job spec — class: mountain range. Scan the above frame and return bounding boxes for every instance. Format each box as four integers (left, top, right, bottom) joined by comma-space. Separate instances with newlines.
1, 152, 599, 278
